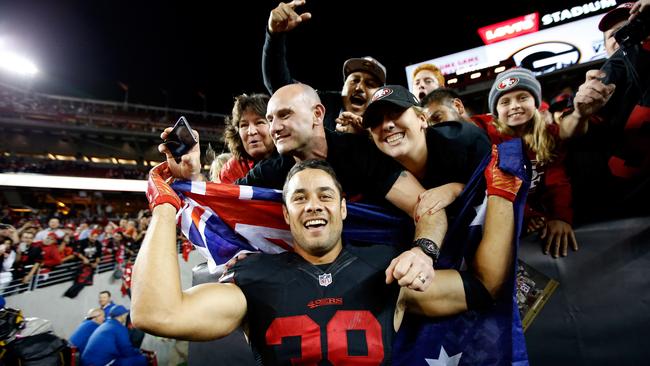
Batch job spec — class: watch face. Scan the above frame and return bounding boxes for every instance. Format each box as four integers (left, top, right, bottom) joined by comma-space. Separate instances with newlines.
416, 238, 439, 257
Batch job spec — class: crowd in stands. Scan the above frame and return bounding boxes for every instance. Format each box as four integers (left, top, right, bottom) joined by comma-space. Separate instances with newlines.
0, 81, 225, 137
0, 1, 648, 363
0, 208, 157, 296
0, 155, 149, 179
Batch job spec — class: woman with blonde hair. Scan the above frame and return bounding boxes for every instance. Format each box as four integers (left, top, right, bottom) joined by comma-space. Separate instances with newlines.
475, 67, 577, 258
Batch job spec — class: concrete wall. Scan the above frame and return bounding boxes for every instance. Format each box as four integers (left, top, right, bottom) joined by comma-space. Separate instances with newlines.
5, 251, 205, 340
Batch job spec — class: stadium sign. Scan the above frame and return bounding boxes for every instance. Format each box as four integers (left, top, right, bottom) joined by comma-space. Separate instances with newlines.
478, 13, 540, 45
405, 14, 607, 90
541, 0, 617, 27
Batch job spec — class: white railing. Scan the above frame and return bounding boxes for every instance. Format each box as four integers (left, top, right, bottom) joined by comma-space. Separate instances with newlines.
1, 242, 183, 297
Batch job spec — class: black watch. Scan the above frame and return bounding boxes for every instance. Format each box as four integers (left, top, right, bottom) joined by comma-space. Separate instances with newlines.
413, 238, 440, 264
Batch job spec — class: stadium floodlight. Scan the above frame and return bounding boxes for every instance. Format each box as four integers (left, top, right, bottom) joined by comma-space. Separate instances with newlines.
0, 50, 38, 77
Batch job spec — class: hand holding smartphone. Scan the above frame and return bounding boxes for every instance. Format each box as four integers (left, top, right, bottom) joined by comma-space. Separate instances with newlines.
163, 116, 198, 160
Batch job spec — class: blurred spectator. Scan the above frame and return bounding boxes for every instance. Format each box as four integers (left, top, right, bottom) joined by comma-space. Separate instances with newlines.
0, 223, 19, 245
420, 88, 474, 125
208, 151, 232, 183
412, 63, 446, 100
34, 218, 65, 242
81, 305, 147, 366
69, 308, 105, 354
64, 230, 103, 298
0, 239, 16, 292
12, 231, 42, 285
561, 0, 649, 220
99, 290, 116, 319
599, 2, 636, 56
549, 92, 574, 124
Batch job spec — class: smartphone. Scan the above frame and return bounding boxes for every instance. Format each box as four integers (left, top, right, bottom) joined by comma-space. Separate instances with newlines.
163, 116, 198, 159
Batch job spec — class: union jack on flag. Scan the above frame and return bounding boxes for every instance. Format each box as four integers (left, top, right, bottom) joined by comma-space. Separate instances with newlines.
170, 181, 411, 273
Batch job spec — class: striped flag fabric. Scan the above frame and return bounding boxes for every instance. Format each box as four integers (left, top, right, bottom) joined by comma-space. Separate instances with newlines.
170, 181, 411, 273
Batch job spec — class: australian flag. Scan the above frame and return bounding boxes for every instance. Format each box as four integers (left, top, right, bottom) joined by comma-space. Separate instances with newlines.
393, 138, 531, 366
170, 181, 411, 274
171, 138, 529, 365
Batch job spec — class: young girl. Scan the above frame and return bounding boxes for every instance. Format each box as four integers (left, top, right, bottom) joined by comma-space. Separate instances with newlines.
475, 67, 577, 258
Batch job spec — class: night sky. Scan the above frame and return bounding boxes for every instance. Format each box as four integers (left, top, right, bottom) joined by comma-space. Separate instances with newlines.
0, 0, 587, 115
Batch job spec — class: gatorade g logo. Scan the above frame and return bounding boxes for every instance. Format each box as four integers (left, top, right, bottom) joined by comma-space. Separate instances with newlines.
511, 42, 580, 74
497, 77, 519, 91
372, 87, 393, 102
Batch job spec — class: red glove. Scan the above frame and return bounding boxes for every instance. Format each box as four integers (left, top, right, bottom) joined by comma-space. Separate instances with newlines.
146, 162, 181, 211
484, 145, 523, 202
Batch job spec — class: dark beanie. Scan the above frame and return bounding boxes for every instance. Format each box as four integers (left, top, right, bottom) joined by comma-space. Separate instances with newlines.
488, 68, 541, 116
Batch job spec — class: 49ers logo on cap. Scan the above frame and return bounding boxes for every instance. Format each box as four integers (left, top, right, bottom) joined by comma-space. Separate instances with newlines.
371, 87, 393, 102
496, 77, 519, 90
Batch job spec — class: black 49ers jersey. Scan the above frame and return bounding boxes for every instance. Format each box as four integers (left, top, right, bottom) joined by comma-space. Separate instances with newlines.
228, 245, 400, 365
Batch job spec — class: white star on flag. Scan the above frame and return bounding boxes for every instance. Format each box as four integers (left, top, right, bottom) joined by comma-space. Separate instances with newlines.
425, 346, 462, 366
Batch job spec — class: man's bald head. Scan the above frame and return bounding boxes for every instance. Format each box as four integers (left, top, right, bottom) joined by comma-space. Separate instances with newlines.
86, 308, 105, 324
272, 83, 321, 106
267, 83, 327, 159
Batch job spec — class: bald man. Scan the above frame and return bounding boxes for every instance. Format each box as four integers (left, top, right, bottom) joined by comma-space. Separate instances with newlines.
69, 308, 105, 354
161, 83, 449, 267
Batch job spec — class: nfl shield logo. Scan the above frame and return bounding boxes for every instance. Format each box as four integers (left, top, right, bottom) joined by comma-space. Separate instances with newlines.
318, 273, 332, 287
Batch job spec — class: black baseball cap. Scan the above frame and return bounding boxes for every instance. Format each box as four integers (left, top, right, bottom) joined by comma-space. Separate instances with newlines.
362, 85, 419, 129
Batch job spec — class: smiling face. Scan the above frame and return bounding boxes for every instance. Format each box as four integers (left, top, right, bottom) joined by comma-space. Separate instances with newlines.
341, 71, 382, 115
368, 105, 428, 161
282, 168, 347, 261
238, 108, 274, 161
496, 89, 536, 131
268, 85, 323, 156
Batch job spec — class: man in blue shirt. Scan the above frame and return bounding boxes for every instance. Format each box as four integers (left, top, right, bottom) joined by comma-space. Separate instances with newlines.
82, 305, 147, 366
99, 290, 115, 319
69, 308, 104, 354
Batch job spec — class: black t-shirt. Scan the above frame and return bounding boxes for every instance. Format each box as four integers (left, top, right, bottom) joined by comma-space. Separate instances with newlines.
422, 121, 491, 189
74, 239, 103, 262
226, 245, 400, 365
237, 130, 404, 201
13, 245, 43, 277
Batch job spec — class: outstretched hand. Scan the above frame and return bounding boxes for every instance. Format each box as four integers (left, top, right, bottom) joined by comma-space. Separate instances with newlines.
541, 220, 579, 258
572, 70, 615, 119
268, 0, 312, 34
158, 127, 203, 181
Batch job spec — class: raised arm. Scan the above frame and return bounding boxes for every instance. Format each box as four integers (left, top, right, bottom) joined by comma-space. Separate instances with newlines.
559, 70, 615, 139
263, 0, 312, 94
131, 163, 247, 341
